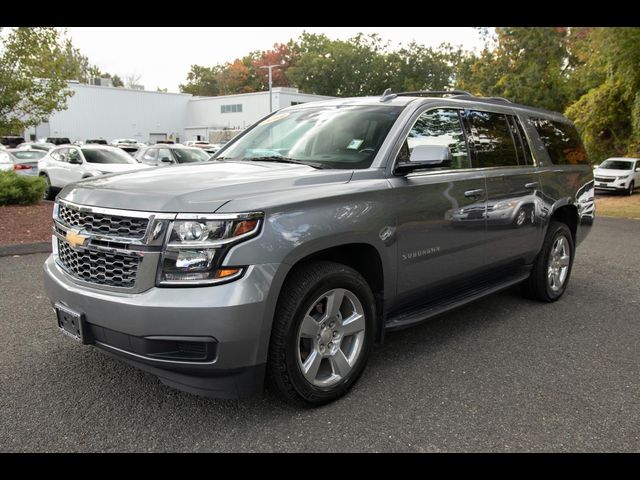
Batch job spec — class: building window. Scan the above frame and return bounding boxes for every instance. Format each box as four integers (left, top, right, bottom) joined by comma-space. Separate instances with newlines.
221, 104, 243, 114
291, 101, 305, 106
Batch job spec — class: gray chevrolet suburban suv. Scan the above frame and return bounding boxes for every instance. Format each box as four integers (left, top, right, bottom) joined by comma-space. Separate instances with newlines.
43, 90, 595, 406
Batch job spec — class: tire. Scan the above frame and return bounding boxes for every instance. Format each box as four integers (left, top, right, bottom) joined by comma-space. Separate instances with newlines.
521, 221, 574, 302
627, 181, 635, 196
266, 261, 376, 407
40, 174, 54, 201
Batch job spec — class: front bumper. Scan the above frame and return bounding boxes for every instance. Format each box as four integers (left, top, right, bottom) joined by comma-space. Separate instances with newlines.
594, 180, 630, 191
43, 254, 279, 399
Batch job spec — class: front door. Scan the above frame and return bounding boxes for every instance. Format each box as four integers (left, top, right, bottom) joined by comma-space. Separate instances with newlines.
389, 108, 488, 307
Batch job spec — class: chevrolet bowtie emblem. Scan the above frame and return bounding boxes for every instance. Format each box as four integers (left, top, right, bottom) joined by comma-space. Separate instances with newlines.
66, 229, 88, 249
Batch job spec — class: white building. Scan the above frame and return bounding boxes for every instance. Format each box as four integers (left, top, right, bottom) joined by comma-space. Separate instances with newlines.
26, 83, 334, 144
185, 88, 333, 142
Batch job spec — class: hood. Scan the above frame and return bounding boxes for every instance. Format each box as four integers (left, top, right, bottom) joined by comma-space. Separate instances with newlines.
88, 163, 148, 174
60, 161, 353, 212
594, 168, 633, 177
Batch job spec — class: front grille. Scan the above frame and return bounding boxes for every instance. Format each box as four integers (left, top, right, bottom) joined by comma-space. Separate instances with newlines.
594, 176, 614, 183
58, 202, 149, 238
57, 239, 140, 288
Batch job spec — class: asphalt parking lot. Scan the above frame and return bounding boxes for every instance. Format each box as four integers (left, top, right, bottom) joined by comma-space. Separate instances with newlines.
1, 217, 639, 452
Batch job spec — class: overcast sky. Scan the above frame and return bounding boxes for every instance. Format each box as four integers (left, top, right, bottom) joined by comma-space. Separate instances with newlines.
66, 27, 485, 93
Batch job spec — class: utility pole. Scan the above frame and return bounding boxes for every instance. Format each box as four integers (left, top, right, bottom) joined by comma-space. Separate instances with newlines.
259, 64, 283, 112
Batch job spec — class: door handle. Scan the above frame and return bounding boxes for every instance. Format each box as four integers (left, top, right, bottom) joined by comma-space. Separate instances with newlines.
464, 189, 484, 198
525, 182, 539, 189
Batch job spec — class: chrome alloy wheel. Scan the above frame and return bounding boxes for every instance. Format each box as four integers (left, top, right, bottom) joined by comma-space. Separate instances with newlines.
547, 235, 571, 292
296, 288, 366, 388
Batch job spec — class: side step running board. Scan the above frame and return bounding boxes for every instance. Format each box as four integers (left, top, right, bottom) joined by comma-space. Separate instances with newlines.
385, 269, 531, 331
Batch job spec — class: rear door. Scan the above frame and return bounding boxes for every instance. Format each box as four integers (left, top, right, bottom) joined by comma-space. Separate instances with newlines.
464, 109, 543, 267
47, 148, 69, 187
64, 147, 85, 184
389, 107, 488, 307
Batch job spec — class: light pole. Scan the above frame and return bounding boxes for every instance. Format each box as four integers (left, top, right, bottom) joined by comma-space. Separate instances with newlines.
259, 64, 283, 112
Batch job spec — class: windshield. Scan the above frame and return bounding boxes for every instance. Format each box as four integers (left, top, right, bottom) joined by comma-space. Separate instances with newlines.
600, 159, 633, 170
218, 105, 404, 169
172, 148, 211, 163
82, 148, 137, 164
11, 150, 46, 161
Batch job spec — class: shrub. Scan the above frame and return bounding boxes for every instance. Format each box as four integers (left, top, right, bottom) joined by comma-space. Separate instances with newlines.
0, 171, 48, 205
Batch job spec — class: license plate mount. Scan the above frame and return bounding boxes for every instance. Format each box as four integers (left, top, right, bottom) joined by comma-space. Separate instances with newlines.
55, 303, 89, 344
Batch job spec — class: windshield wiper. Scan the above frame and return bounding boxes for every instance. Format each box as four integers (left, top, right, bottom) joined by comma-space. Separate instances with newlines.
242, 156, 328, 169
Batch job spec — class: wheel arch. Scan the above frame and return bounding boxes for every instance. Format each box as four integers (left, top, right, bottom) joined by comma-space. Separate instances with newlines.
549, 203, 579, 245
257, 240, 388, 365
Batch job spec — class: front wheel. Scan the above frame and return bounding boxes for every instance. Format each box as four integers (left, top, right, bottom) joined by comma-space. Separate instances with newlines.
627, 181, 635, 196
267, 261, 375, 407
521, 221, 574, 302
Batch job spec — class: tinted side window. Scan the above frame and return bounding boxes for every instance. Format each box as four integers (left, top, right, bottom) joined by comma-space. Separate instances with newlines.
67, 148, 81, 164
143, 148, 158, 162
51, 148, 68, 162
158, 149, 173, 162
399, 108, 470, 169
530, 118, 587, 165
465, 110, 519, 168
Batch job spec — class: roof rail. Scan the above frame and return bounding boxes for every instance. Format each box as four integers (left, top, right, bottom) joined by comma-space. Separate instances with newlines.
486, 96, 512, 103
396, 90, 473, 97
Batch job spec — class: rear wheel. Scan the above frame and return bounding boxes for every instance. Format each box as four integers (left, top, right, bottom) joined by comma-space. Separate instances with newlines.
521, 221, 574, 302
267, 261, 375, 407
40, 174, 54, 201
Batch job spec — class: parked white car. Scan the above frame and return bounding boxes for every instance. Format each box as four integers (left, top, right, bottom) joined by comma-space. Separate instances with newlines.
0, 150, 14, 172
594, 157, 640, 195
38, 145, 149, 200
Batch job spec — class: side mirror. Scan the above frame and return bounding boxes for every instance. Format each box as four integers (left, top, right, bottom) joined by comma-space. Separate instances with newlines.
69, 157, 82, 165
635, 167, 640, 172
395, 145, 452, 175
160, 156, 173, 163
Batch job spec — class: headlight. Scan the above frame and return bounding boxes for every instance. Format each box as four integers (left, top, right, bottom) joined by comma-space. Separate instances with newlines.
617, 175, 630, 180
158, 212, 262, 286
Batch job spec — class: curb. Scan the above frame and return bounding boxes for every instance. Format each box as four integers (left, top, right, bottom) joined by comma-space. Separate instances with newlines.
0, 241, 51, 257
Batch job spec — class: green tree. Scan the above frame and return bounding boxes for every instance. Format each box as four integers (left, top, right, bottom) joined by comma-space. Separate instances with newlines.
566, 27, 640, 162
0, 27, 76, 134
456, 27, 575, 112
110, 74, 124, 87
180, 65, 222, 96
59, 38, 101, 83
286, 33, 390, 96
